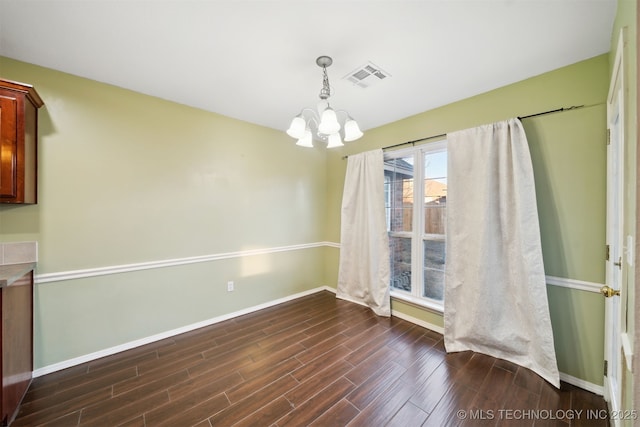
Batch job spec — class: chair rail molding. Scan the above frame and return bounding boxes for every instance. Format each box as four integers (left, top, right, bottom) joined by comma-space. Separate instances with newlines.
35, 242, 331, 284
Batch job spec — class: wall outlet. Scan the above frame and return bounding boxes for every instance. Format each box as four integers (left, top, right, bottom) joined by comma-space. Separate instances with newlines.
227, 281, 234, 292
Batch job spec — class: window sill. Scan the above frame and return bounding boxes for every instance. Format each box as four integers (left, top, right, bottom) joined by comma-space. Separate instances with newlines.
390, 290, 444, 315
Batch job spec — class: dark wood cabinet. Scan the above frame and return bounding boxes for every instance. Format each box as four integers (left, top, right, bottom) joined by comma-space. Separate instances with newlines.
0, 79, 43, 204
0, 267, 34, 426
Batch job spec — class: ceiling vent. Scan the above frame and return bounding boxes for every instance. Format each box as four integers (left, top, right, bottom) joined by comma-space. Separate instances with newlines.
343, 62, 390, 89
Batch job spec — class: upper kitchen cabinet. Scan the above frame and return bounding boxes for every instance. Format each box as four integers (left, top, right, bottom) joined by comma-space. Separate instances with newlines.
0, 79, 44, 204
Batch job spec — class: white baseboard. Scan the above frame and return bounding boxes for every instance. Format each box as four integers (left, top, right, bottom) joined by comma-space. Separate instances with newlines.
560, 372, 604, 396
33, 286, 333, 377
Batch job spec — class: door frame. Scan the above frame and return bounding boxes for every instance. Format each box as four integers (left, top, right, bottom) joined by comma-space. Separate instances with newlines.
604, 28, 626, 422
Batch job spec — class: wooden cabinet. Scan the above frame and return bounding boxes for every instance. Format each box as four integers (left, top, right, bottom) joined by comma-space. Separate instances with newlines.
0, 266, 34, 426
0, 79, 43, 204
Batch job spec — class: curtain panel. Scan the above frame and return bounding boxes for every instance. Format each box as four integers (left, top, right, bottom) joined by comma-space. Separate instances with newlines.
337, 149, 391, 316
444, 118, 560, 388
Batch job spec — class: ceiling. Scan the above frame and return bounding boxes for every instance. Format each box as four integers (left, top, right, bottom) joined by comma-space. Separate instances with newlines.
0, 1, 617, 134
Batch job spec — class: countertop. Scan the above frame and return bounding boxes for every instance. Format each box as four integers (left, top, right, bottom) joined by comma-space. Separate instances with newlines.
0, 262, 36, 287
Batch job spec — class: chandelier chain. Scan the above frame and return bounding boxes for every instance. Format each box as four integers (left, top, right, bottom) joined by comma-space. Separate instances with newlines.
319, 66, 331, 100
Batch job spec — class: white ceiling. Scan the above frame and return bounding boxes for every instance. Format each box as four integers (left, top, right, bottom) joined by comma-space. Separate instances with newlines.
0, 0, 617, 133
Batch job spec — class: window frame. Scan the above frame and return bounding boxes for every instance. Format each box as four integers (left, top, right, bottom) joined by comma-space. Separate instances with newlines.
384, 140, 447, 313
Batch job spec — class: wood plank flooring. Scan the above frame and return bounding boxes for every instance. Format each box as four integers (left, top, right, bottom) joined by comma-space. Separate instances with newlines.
13, 291, 608, 426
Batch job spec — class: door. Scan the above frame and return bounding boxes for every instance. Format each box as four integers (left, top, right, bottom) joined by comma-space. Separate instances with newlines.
0, 94, 19, 198
603, 30, 625, 423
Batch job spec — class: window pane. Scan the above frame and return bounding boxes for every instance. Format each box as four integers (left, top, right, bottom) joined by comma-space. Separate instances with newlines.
424, 204, 445, 235
423, 239, 445, 300
424, 238, 445, 270
384, 156, 414, 232
423, 267, 444, 300
423, 149, 446, 302
390, 236, 411, 291
424, 151, 447, 235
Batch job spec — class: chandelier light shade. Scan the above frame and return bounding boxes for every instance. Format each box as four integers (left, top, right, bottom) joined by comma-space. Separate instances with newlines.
295, 129, 313, 148
318, 107, 340, 135
286, 114, 306, 139
343, 117, 363, 141
326, 133, 343, 148
286, 56, 363, 148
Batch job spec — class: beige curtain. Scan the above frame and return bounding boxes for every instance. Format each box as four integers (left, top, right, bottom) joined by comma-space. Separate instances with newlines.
444, 118, 560, 387
337, 149, 391, 316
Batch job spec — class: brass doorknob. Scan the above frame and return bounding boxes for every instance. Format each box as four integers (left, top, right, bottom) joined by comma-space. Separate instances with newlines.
600, 285, 620, 298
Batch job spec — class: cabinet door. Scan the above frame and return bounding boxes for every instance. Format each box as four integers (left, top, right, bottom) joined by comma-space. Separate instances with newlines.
2, 272, 33, 425
0, 95, 19, 199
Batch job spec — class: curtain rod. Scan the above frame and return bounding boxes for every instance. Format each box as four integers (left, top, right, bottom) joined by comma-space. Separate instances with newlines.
341, 103, 603, 159
516, 104, 587, 120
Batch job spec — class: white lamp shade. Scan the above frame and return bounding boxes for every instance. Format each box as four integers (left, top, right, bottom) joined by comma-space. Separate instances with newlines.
343, 118, 363, 141
286, 116, 307, 139
326, 133, 343, 148
295, 130, 313, 148
318, 107, 341, 135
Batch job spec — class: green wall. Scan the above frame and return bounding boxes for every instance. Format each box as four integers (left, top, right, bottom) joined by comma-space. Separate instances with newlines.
325, 54, 610, 386
0, 57, 328, 368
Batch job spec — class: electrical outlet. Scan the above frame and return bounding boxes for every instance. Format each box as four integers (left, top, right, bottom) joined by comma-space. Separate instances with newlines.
227, 281, 234, 292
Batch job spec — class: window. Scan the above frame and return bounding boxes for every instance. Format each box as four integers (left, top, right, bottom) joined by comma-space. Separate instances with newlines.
384, 141, 447, 310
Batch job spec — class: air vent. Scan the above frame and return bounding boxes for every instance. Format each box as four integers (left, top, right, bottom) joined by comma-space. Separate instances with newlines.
343, 61, 390, 89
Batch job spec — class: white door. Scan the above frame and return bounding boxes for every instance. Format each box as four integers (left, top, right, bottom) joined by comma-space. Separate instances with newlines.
603, 30, 625, 423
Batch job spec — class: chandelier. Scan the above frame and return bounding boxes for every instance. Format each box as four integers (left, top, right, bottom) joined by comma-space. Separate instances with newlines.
286, 56, 363, 148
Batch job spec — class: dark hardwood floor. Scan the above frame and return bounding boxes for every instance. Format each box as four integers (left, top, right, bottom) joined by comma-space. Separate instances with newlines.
13, 290, 608, 426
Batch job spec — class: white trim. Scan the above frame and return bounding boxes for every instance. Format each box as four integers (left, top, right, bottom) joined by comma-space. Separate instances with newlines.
544, 275, 604, 293
602, 29, 626, 422
560, 372, 604, 396
621, 332, 633, 372
33, 285, 334, 377
334, 292, 369, 308
35, 242, 332, 284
